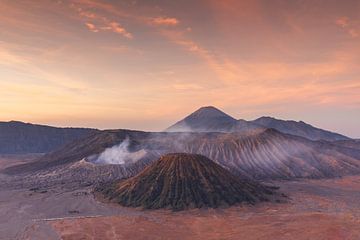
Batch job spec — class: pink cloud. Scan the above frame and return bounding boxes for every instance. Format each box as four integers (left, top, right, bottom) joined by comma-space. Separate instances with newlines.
76, 8, 133, 39
150, 17, 179, 26
85, 22, 98, 32
335, 16, 359, 38
106, 22, 133, 39
335, 17, 349, 28
348, 29, 359, 38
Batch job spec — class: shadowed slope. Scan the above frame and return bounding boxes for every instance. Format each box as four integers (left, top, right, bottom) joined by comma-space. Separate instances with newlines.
0, 121, 97, 154
252, 117, 349, 141
97, 153, 277, 210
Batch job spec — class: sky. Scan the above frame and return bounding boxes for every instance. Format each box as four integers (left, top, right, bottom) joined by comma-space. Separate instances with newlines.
0, 0, 359, 137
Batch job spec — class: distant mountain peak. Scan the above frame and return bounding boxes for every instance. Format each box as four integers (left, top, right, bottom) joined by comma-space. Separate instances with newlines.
165, 106, 240, 132
166, 106, 350, 140
187, 106, 236, 120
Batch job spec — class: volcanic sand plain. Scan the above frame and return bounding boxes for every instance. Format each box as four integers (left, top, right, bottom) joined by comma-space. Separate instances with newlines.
1, 156, 360, 240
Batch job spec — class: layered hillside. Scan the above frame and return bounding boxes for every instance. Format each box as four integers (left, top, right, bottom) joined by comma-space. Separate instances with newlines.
141, 130, 360, 179
5, 129, 360, 182
97, 153, 278, 210
0, 121, 97, 154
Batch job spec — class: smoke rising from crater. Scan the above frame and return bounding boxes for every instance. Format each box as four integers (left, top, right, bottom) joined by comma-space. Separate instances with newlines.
94, 137, 147, 165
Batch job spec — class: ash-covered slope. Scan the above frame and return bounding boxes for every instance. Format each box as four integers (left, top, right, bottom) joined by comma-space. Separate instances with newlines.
97, 153, 278, 210
252, 117, 349, 141
0, 121, 97, 154
166, 106, 262, 133
5, 129, 360, 183
141, 130, 360, 179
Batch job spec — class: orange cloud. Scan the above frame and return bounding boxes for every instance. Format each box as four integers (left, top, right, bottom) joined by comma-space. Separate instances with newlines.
335, 17, 349, 28
85, 22, 98, 32
79, 10, 99, 20
106, 22, 133, 39
150, 17, 179, 26
76, 7, 133, 39
335, 16, 359, 38
349, 29, 359, 38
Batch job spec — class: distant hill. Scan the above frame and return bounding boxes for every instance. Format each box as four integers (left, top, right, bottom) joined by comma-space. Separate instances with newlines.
252, 116, 349, 141
96, 153, 279, 210
166, 106, 262, 133
0, 121, 98, 154
166, 106, 350, 141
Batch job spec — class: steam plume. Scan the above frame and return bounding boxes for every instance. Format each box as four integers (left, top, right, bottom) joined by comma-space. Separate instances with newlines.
94, 137, 146, 165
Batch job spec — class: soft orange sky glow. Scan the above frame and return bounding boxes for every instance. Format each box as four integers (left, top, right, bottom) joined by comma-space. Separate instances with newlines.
0, 0, 359, 137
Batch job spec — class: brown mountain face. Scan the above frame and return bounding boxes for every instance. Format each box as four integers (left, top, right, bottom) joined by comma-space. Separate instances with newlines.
96, 153, 279, 211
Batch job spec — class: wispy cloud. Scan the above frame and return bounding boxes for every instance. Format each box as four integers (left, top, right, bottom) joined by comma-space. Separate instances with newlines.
104, 22, 133, 39
149, 17, 179, 26
335, 16, 359, 38
335, 16, 349, 28
72, 2, 133, 39
85, 22, 98, 32
348, 29, 359, 38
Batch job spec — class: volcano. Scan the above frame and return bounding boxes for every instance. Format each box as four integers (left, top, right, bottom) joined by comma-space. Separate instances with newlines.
166, 106, 262, 133
97, 153, 278, 210
166, 106, 349, 141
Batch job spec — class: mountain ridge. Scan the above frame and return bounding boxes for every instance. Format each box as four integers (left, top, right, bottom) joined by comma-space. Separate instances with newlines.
166, 106, 262, 133
166, 106, 350, 141
252, 116, 349, 141
0, 121, 98, 154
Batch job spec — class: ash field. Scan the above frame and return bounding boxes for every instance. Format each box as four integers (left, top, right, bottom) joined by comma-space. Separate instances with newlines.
1, 107, 360, 240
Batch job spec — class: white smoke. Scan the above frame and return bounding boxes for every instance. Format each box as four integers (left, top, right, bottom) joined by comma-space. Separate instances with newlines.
93, 137, 147, 165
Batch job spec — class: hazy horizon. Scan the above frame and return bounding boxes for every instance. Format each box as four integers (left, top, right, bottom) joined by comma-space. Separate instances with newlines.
0, 0, 359, 137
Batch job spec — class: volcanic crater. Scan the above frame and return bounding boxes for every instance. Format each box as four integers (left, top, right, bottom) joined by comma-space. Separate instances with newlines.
96, 153, 282, 211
